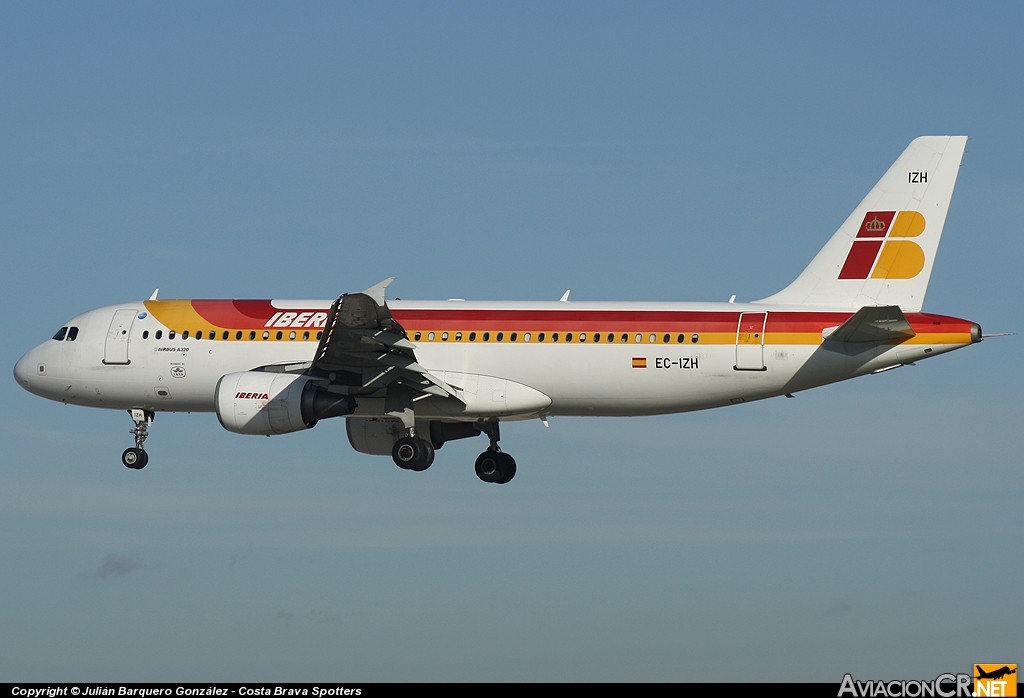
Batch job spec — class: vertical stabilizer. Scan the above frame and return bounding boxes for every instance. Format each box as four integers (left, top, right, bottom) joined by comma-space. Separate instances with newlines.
755, 136, 967, 311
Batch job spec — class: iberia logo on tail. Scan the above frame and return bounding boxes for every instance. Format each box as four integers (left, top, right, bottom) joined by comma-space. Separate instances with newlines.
839, 211, 926, 280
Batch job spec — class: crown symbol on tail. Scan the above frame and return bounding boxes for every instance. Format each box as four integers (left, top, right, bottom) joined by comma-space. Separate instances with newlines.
865, 217, 887, 233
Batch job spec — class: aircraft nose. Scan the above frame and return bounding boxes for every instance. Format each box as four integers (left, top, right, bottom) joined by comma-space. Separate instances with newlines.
13, 348, 41, 394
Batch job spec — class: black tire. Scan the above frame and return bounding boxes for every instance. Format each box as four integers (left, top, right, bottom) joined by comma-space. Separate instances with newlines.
392, 437, 433, 471
475, 451, 501, 483
121, 447, 147, 469
494, 452, 516, 484
408, 440, 434, 472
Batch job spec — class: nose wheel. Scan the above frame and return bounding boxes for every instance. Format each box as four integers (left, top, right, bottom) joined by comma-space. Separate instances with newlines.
123, 409, 154, 469
122, 447, 149, 469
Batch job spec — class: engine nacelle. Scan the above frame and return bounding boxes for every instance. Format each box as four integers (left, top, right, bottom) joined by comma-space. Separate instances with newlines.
216, 371, 354, 435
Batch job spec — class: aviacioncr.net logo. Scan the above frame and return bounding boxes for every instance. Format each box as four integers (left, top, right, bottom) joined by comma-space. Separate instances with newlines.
839, 210, 926, 280
975, 664, 1017, 697
838, 673, 972, 697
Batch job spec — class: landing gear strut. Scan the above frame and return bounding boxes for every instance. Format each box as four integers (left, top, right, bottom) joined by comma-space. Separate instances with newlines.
122, 409, 153, 470
475, 421, 516, 484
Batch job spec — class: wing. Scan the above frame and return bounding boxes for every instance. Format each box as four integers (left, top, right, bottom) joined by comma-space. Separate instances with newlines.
306, 279, 462, 402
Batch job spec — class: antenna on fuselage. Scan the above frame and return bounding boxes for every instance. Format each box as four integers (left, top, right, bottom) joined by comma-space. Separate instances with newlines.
559, 289, 571, 302
149, 288, 159, 301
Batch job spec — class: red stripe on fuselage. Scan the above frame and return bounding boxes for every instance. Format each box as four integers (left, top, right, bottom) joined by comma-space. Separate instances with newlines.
186, 301, 975, 337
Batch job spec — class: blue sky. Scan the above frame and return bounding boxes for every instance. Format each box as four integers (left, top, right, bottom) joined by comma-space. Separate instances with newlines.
1, 2, 1021, 682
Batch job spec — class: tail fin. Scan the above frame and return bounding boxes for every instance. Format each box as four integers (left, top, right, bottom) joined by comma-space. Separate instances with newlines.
755, 136, 967, 311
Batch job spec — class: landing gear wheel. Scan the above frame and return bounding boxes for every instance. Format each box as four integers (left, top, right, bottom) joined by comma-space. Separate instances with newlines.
494, 452, 516, 484
475, 451, 515, 484
475, 451, 500, 482
392, 437, 434, 471
122, 447, 148, 469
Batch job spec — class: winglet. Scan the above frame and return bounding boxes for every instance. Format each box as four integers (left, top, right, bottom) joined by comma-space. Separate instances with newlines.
361, 278, 395, 306
149, 288, 159, 301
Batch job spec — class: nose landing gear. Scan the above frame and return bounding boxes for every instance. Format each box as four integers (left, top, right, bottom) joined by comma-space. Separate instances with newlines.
122, 409, 153, 470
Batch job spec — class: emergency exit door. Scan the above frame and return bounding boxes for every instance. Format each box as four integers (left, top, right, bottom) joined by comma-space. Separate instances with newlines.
735, 312, 767, 371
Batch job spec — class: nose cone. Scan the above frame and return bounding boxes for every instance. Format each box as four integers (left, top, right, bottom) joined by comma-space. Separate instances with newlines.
13, 347, 42, 395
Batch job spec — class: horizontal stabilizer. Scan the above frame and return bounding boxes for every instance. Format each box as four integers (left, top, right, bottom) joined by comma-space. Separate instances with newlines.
824, 305, 916, 343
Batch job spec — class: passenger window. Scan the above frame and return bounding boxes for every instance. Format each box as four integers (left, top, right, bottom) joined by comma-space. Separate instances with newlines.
67, 327, 78, 341
169, 331, 176, 339
428, 332, 435, 341
52, 327, 68, 341
635, 333, 642, 343
469, 332, 476, 341
691, 334, 699, 343
621, 334, 628, 343
414, 332, 422, 341
524, 333, 531, 342
593, 333, 600, 342
195, 331, 202, 340
455, 332, 462, 341
677, 334, 685, 343
538, 333, 545, 342
579, 333, 586, 342
552, 333, 559, 342
223, 331, 229, 340
235, 331, 242, 340
317, 332, 323, 340
156, 330, 163, 340
303, 331, 309, 341
142, 330, 149, 339
510, 332, 517, 342
249, 331, 256, 340
496, 332, 504, 342
649, 334, 656, 343
262, 331, 269, 340
182, 330, 190, 339
663, 334, 670, 343
483, 332, 490, 341
441, 332, 448, 341
566, 333, 573, 342
607, 334, 614, 343
275, 331, 282, 340
289, 331, 296, 340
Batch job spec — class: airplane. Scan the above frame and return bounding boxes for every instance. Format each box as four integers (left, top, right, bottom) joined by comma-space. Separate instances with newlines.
975, 666, 1016, 681
13, 136, 983, 484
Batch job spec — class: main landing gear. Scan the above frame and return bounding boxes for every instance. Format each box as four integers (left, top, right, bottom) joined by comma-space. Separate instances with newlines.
389, 419, 517, 484
122, 409, 153, 470
474, 421, 516, 485
391, 435, 435, 472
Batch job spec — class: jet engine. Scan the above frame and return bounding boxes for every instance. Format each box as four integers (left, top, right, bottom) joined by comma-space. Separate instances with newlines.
216, 371, 354, 435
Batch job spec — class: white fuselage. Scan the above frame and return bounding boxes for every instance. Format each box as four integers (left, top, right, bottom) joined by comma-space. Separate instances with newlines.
13, 299, 976, 423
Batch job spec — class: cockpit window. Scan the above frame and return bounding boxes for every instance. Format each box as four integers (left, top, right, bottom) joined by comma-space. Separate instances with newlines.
52, 327, 68, 341
67, 327, 79, 341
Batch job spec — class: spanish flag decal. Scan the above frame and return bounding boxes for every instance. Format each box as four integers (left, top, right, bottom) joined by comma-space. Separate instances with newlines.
632, 357, 647, 369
